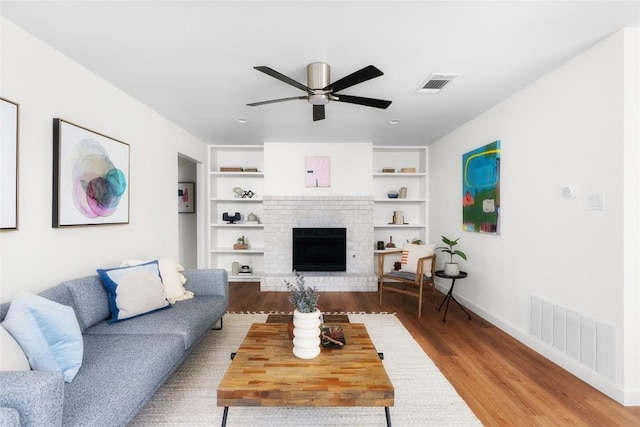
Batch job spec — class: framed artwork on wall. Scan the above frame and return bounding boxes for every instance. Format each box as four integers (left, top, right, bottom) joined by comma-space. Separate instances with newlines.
0, 97, 19, 230
52, 119, 130, 227
305, 156, 330, 187
178, 182, 195, 213
462, 140, 501, 234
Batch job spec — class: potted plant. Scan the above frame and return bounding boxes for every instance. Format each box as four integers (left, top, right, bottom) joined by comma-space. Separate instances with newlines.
284, 272, 321, 359
437, 235, 467, 276
233, 235, 248, 250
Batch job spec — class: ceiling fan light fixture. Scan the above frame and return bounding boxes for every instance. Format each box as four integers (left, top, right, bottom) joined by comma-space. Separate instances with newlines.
308, 94, 330, 105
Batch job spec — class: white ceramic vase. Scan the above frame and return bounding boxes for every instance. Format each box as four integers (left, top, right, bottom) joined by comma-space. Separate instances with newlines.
444, 263, 460, 276
292, 308, 321, 359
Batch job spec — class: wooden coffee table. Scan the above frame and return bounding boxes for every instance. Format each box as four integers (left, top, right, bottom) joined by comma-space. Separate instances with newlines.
217, 322, 394, 426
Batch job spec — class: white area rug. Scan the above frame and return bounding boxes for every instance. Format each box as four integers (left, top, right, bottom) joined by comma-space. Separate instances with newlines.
130, 313, 481, 426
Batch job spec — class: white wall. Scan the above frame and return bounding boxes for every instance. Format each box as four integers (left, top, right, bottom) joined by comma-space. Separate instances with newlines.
264, 142, 372, 195
429, 29, 639, 404
0, 19, 207, 302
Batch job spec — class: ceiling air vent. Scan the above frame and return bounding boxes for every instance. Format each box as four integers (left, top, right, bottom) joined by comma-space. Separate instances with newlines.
418, 73, 459, 94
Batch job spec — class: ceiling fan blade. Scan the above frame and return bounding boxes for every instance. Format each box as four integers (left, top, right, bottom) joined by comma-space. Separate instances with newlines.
247, 96, 307, 107
334, 94, 392, 109
323, 65, 384, 93
313, 105, 325, 121
254, 66, 311, 93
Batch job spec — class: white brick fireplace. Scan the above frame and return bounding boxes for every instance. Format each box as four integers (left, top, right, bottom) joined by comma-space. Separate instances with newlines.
261, 196, 377, 292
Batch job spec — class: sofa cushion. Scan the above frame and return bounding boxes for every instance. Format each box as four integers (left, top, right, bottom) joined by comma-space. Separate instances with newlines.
1, 293, 83, 382
62, 275, 110, 332
62, 333, 184, 427
97, 261, 171, 323
121, 257, 193, 304
0, 325, 30, 371
84, 296, 226, 350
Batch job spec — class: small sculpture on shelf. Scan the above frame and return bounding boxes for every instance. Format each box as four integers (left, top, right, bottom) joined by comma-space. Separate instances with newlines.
222, 212, 241, 224
233, 187, 255, 199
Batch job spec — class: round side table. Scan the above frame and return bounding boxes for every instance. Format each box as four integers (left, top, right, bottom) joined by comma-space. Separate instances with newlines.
435, 270, 471, 322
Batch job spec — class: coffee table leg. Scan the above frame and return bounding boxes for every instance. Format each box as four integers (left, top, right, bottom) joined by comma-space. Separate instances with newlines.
385, 406, 392, 427
221, 407, 228, 427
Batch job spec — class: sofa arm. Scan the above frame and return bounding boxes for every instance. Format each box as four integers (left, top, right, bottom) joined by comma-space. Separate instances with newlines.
183, 269, 229, 300
0, 371, 64, 426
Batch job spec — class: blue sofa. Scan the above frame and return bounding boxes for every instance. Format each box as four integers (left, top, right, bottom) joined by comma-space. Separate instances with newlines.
0, 269, 228, 427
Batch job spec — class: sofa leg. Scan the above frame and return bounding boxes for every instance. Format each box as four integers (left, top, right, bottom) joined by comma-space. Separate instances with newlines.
212, 316, 224, 330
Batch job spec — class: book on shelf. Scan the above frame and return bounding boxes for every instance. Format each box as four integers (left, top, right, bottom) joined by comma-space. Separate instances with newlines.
220, 167, 243, 172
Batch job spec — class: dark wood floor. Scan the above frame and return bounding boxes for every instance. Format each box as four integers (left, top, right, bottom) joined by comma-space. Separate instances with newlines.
228, 282, 640, 426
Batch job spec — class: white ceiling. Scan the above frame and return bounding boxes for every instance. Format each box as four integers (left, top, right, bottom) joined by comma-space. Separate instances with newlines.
1, 1, 638, 146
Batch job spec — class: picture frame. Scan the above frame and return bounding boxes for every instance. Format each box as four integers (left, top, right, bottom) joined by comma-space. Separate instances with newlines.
0, 97, 19, 230
178, 182, 195, 213
462, 140, 501, 234
53, 119, 130, 227
305, 156, 330, 187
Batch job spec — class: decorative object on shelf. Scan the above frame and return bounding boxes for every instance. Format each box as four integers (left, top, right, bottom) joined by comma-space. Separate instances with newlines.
321, 325, 345, 348
231, 262, 240, 275
244, 167, 259, 172
462, 140, 501, 234
238, 265, 253, 276
246, 212, 260, 224
222, 212, 241, 224
305, 156, 330, 188
53, 119, 129, 227
382, 168, 395, 173
0, 97, 19, 229
437, 235, 467, 276
385, 236, 396, 248
398, 186, 407, 199
407, 238, 423, 245
178, 182, 195, 213
233, 235, 249, 250
392, 210, 404, 225
400, 167, 416, 173
232, 187, 255, 199
285, 272, 321, 359
387, 190, 398, 199
220, 167, 244, 172
377, 241, 385, 250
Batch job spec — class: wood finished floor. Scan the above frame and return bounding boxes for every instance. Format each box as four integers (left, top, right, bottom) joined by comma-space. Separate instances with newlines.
228, 282, 640, 426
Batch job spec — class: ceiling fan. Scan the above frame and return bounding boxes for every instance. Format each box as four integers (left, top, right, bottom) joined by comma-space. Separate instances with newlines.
247, 63, 392, 121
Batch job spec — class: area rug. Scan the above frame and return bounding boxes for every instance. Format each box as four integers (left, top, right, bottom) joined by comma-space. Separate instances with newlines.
129, 313, 481, 426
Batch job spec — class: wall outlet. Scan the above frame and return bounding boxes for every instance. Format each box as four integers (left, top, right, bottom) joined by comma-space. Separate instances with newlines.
587, 193, 604, 211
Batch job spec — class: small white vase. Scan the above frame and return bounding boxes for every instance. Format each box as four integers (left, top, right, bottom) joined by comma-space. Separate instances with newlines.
292, 308, 321, 359
444, 263, 460, 276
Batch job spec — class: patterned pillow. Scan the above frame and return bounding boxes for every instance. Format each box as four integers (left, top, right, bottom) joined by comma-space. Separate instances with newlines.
97, 260, 170, 323
1, 292, 83, 382
400, 243, 436, 276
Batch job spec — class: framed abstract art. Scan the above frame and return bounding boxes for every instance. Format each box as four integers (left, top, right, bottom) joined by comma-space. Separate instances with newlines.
0, 97, 19, 229
462, 140, 501, 234
53, 119, 130, 227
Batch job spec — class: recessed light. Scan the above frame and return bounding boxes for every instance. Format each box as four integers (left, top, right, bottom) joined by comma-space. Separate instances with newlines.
236, 118, 249, 124
388, 119, 400, 125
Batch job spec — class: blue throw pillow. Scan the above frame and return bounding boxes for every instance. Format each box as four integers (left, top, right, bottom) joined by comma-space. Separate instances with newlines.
1, 292, 83, 382
97, 260, 170, 323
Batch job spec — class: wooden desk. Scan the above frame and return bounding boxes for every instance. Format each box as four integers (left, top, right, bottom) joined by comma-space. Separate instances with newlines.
217, 322, 394, 426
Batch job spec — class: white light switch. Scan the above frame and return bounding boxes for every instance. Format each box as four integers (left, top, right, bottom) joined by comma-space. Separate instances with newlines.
588, 193, 604, 211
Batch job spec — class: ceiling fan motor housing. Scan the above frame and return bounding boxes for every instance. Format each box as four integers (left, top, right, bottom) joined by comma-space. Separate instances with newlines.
307, 62, 331, 105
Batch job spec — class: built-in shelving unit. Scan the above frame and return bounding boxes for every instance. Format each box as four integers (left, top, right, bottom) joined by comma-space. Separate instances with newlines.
208, 145, 264, 281
372, 146, 428, 272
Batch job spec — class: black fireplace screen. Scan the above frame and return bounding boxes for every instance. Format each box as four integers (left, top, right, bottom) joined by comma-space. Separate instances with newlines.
292, 228, 346, 272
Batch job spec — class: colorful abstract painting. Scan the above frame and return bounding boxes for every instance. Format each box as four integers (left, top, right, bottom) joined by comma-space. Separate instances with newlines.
53, 119, 129, 227
462, 140, 501, 234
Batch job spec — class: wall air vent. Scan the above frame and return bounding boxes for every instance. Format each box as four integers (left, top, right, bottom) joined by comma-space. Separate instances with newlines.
418, 73, 460, 93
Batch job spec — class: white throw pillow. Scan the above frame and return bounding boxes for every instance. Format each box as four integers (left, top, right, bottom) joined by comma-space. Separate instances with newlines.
0, 325, 30, 371
400, 243, 436, 276
121, 257, 193, 304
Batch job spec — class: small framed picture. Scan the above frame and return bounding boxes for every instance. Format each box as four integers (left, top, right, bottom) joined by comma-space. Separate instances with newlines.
305, 156, 330, 187
178, 182, 195, 213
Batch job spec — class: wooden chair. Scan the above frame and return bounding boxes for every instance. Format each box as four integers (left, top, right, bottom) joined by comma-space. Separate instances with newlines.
377, 247, 436, 317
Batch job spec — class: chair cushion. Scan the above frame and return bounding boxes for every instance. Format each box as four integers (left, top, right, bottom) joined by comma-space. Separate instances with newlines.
384, 270, 433, 282
400, 243, 435, 275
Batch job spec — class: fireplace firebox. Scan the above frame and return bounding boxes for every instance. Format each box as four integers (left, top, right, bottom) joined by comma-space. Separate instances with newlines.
292, 228, 347, 272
